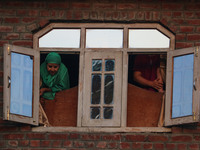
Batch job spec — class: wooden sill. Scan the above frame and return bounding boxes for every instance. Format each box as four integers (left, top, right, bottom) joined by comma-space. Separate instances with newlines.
32, 126, 171, 133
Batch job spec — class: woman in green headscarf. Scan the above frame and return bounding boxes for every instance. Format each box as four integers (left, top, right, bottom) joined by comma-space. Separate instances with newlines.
40, 52, 70, 100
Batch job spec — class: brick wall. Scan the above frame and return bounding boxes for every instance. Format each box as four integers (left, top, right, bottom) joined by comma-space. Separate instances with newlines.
1, 0, 200, 149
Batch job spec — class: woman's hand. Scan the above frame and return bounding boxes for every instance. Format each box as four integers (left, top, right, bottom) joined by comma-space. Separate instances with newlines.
150, 78, 164, 92
40, 88, 51, 96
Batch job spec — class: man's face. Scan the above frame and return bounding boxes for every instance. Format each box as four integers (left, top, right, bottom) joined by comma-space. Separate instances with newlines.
47, 63, 60, 76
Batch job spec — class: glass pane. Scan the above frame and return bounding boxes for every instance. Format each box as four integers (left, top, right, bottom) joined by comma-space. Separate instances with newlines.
86, 29, 123, 48
104, 74, 114, 104
129, 29, 170, 48
104, 107, 113, 119
39, 29, 80, 48
172, 54, 194, 118
92, 60, 102, 71
91, 74, 101, 104
91, 107, 100, 119
105, 59, 115, 71
10, 52, 33, 117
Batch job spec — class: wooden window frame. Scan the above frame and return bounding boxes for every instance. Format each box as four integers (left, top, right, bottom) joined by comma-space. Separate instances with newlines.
5, 22, 192, 132
165, 46, 200, 126
3, 44, 40, 125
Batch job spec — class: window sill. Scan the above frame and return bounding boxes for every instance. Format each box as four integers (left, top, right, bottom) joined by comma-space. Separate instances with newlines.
32, 126, 171, 133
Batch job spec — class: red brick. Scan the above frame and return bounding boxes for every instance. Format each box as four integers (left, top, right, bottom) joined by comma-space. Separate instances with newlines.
171, 135, 192, 142
71, 2, 91, 9
186, 19, 200, 26
81, 134, 100, 140
140, 3, 160, 10
120, 142, 130, 149
196, 12, 200, 18
154, 143, 164, 150
52, 140, 62, 147
39, 19, 49, 28
63, 141, 72, 147
74, 11, 82, 20
19, 140, 29, 147
143, 143, 153, 149
20, 126, 31, 132
177, 143, 187, 150
162, 12, 172, 17
3, 134, 24, 140
0, 26, 13, 32
0, 126, 18, 132
96, 141, 107, 149
194, 136, 200, 141
15, 26, 26, 32
152, 12, 160, 20
162, 3, 183, 10
126, 135, 146, 142
117, 3, 138, 10
48, 133, 68, 140
189, 144, 199, 150
22, 33, 33, 40
176, 34, 186, 41
69, 133, 79, 139
0, 41, 8, 47
17, 10, 27, 16
172, 12, 182, 18
166, 143, 176, 150
180, 26, 194, 33
145, 11, 152, 20
184, 12, 194, 18
5, 1, 25, 7
5, 33, 19, 40
48, 2, 69, 9
171, 127, 183, 133
187, 34, 200, 41
102, 134, 121, 141
176, 42, 193, 49
22, 17, 36, 23
185, 4, 200, 10
26, 133, 45, 139
12, 41, 33, 47
27, 2, 46, 8
183, 127, 200, 134
29, 10, 39, 16
0, 9, 16, 15
40, 140, 51, 147
148, 135, 168, 142
93, 3, 116, 10
4, 18, 19, 24
107, 142, 117, 149
74, 141, 85, 147
132, 142, 142, 149
172, 19, 184, 24
85, 142, 95, 148
30, 140, 40, 147
8, 140, 18, 147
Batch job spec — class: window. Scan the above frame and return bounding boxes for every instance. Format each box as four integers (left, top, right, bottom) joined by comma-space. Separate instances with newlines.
3, 23, 200, 131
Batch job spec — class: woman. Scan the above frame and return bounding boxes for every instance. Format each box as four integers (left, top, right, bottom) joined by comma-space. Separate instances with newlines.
40, 52, 70, 100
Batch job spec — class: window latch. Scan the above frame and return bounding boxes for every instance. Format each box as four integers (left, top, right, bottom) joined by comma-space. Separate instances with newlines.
7, 46, 11, 55
193, 78, 197, 91
193, 112, 196, 121
7, 76, 11, 88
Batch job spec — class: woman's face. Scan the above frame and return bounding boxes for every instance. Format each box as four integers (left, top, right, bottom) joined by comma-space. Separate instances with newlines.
47, 63, 60, 76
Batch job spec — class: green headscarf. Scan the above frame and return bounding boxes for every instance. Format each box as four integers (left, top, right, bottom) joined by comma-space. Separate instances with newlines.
40, 52, 70, 100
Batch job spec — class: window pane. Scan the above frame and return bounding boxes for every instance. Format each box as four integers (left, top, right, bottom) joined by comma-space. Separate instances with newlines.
10, 52, 33, 117
91, 74, 101, 104
105, 59, 115, 71
129, 29, 170, 48
172, 54, 194, 118
104, 74, 114, 104
39, 29, 80, 48
91, 107, 100, 119
86, 29, 123, 48
104, 107, 113, 119
92, 60, 102, 71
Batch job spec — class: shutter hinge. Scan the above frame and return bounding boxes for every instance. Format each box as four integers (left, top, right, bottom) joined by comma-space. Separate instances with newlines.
7, 46, 11, 55
193, 112, 196, 121
7, 107, 10, 120
195, 47, 199, 57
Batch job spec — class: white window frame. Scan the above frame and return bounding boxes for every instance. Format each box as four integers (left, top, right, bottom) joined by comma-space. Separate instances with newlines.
6, 23, 200, 132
